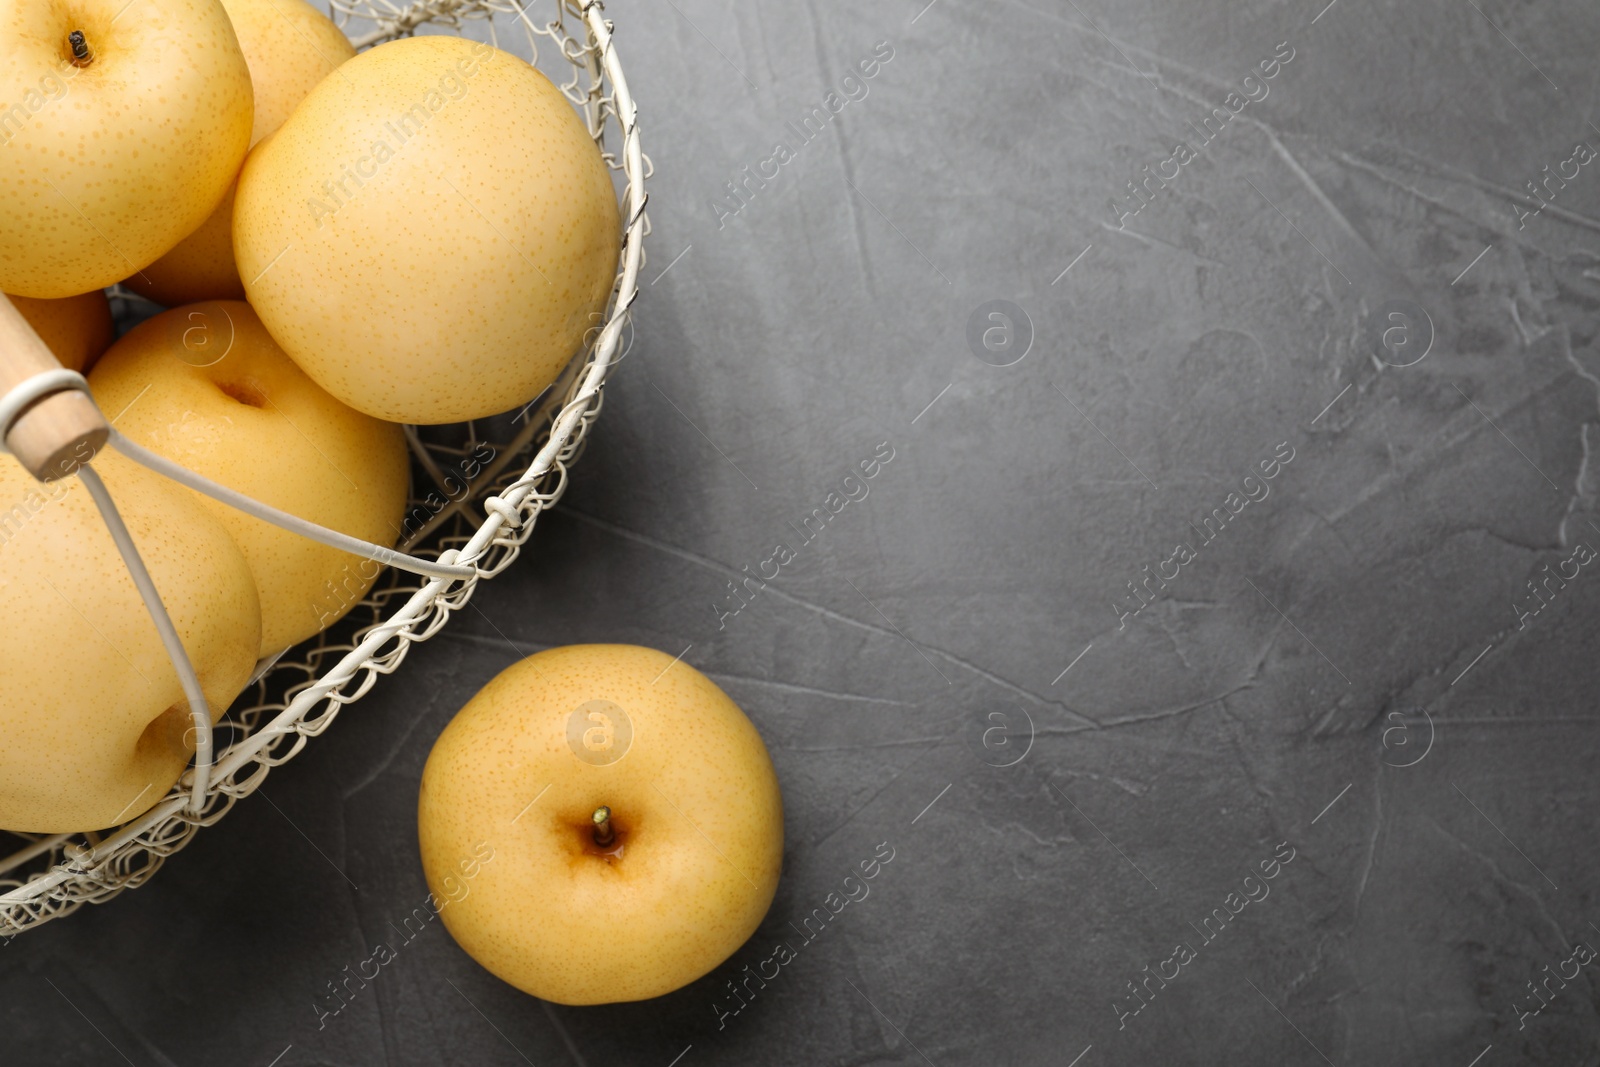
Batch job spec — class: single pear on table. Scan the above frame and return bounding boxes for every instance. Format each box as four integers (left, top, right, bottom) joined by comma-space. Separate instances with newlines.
234, 35, 621, 424
125, 0, 357, 307
418, 645, 785, 1005
0, 450, 261, 833
88, 300, 411, 657
0, 0, 253, 298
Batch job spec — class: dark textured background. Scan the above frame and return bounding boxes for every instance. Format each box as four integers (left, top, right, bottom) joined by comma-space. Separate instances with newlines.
7, 0, 1600, 1063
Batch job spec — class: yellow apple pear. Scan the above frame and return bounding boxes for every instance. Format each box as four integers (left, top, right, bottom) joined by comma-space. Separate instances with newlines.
126, 0, 356, 307
89, 301, 411, 656
418, 645, 784, 1005
6, 289, 115, 372
0, 450, 261, 832
235, 35, 620, 423
0, 0, 253, 298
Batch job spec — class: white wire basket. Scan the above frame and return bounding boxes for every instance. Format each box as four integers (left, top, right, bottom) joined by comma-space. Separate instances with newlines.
0, 0, 648, 934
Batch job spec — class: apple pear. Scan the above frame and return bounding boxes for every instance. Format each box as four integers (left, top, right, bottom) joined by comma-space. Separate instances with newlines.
0, 450, 261, 832
126, 0, 356, 307
234, 35, 620, 423
6, 289, 115, 372
0, 0, 253, 298
418, 645, 784, 1005
89, 300, 410, 656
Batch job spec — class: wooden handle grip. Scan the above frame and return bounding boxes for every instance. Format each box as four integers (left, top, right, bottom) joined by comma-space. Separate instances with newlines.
0, 293, 109, 482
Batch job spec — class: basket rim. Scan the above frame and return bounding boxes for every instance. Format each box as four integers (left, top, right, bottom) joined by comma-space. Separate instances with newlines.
0, 0, 647, 925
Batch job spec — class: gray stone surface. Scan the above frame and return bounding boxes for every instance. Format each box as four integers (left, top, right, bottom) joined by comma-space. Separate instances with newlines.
7, 0, 1600, 1063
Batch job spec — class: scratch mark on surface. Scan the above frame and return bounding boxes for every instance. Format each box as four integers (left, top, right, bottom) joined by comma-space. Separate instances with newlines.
1095, 682, 1256, 729
801, 0, 876, 298
1424, 816, 1570, 949
1266, 131, 1380, 262
559, 509, 1101, 727
1352, 776, 1382, 920
1507, 295, 1554, 346
1098, 221, 1228, 267
708, 673, 919, 707
809, 732, 951, 849
542, 1001, 590, 1067
795, 736, 948, 752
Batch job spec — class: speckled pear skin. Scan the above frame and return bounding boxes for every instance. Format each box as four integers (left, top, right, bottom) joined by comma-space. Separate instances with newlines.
0, 449, 261, 833
234, 35, 622, 425
126, 0, 357, 307
0, 0, 254, 298
88, 299, 410, 656
418, 645, 785, 1005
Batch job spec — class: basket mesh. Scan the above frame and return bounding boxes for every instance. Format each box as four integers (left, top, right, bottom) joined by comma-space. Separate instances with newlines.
0, 0, 648, 934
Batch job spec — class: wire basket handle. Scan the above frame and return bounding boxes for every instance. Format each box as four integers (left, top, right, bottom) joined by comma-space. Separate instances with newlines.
0, 308, 214, 812
0, 298, 475, 821
0, 295, 109, 481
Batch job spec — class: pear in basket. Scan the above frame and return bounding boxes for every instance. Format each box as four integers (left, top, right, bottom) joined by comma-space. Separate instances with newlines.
89, 301, 410, 657
0, 0, 254, 298
0, 451, 261, 832
3, 291, 115, 373
235, 35, 620, 424
126, 0, 358, 307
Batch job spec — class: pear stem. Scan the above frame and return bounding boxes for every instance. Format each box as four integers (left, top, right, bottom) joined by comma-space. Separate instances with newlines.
592, 806, 614, 847
68, 30, 93, 66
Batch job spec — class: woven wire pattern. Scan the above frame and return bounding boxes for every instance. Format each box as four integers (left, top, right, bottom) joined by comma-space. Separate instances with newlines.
0, 0, 647, 933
